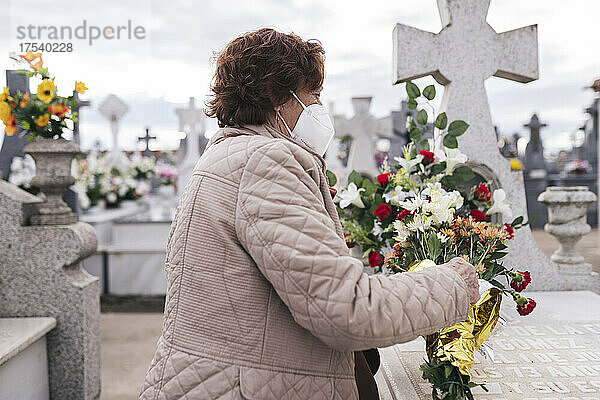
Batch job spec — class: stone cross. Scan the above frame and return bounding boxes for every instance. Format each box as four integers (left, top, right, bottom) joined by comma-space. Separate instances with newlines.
393, 0, 574, 290
523, 113, 547, 175
175, 97, 206, 193
0, 70, 30, 180
71, 90, 91, 146
98, 94, 129, 166
138, 127, 156, 158
333, 97, 391, 179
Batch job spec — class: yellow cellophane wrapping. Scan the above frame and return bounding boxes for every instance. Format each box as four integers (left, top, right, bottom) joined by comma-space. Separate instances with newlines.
409, 259, 503, 377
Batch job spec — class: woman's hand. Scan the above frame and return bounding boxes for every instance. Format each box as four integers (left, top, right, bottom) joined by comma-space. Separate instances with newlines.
441, 257, 480, 305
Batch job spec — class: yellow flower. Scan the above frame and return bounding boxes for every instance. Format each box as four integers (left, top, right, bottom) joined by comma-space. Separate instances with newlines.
0, 88, 13, 102
37, 79, 55, 103
34, 113, 50, 127
0, 102, 11, 122
74, 81, 88, 94
510, 158, 523, 171
4, 114, 17, 136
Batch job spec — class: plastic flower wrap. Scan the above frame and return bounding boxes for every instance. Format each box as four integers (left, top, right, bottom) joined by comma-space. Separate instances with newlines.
330, 81, 535, 400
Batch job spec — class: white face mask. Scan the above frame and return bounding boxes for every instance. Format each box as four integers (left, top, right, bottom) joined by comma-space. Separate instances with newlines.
277, 91, 335, 157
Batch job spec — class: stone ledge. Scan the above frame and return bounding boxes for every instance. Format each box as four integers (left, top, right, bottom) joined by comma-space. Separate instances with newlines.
0, 317, 56, 366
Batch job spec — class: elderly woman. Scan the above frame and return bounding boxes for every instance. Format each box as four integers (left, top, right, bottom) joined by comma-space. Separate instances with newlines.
140, 28, 479, 400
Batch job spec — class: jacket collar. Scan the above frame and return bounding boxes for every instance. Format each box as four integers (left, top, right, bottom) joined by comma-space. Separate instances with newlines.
206, 123, 326, 172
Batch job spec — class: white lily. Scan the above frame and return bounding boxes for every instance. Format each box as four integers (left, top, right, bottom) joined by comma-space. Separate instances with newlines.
383, 186, 410, 205
337, 182, 365, 208
486, 189, 513, 220
394, 154, 423, 174
441, 148, 468, 174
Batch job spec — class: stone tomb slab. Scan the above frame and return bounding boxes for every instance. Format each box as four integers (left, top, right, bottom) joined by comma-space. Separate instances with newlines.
375, 291, 600, 400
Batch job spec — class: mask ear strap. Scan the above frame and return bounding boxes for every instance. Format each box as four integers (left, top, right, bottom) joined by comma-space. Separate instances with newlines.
290, 90, 307, 110
277, 110, 294, 136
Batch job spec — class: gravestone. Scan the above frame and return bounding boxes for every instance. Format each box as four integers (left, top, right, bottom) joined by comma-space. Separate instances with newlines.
0, 70, 29, 180
98, 94, 129, 166
333, 96, 391, 179
71, 90, 91, 146
175, 97, 206, 193
376, 291, 600, 400
388, 100, 414, 159
0, 179, 100, 399
524, 113, 547, 177
392, 0, 598, 291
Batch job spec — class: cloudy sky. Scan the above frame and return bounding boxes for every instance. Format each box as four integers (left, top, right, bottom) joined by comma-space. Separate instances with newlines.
0, 0, 599, 155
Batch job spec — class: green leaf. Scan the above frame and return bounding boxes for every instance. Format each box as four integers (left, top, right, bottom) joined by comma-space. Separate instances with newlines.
326, 170, 337, 186
448, 120, 469, 137
511, 216, 524, 227
417, 109, 428, 125
419, 139, 430, 152
348, 170, 362, 187
443, 135, 458, 149
423, 85, 436, 100
407, 98, 418, 110
435, 112, 448, 130
409, 127, 421, 142
453, 165, 474, 181
406, 81, 420, 98
361, 178, 374, 194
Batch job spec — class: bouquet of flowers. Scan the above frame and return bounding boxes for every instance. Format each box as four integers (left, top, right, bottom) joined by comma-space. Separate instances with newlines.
72, 151, 152, 209
332, 81, 535, 400
0, 51, 87, 140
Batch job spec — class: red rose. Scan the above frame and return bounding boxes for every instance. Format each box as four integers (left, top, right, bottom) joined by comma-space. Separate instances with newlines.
419, 150, 435, 164
516, 298, 536, 316
329, 186, 337, 199
396, 209, 411, 221
344, 233, 354, 248
474, 183, 491, 202
470, 209, 487, 221
376, 172, 391, 186
373, 203, 392, 219
504, 223, 514, 240
510, 270, 531, 292
368, 251, 384, 268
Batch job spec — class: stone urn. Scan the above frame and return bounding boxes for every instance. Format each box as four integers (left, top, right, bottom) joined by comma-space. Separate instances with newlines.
23, 136, 81, 225
537, 186, 597, 274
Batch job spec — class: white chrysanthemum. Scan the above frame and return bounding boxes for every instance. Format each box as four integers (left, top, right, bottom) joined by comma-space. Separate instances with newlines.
399, 196, 424, 212
393, 220, 411, 243
106, 192, 118, 203
406, 214, 433, 232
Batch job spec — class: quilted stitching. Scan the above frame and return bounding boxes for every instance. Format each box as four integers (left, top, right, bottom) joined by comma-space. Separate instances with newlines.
139, 124, 470, 400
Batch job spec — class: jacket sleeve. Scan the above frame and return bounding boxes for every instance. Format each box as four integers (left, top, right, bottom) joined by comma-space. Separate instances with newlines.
235, 140, 470, 352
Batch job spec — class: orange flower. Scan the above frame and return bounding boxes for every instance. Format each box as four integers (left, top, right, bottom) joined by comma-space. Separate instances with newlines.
20, 51, 43, 70
19, 93, 29, 108
0, 101, 11, 122
48, 103, 69, 118
4, 114, 17, 136
20, 51, 41, 62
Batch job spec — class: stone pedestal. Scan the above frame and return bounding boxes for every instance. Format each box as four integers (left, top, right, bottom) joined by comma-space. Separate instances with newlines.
0, 180, 100, 399
538, 186, 597, 275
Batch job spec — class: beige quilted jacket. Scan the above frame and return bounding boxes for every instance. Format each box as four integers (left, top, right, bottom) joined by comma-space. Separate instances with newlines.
139, 123, 470, 400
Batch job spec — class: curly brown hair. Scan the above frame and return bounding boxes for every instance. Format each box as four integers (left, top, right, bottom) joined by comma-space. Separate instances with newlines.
205, 28, 325, 128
